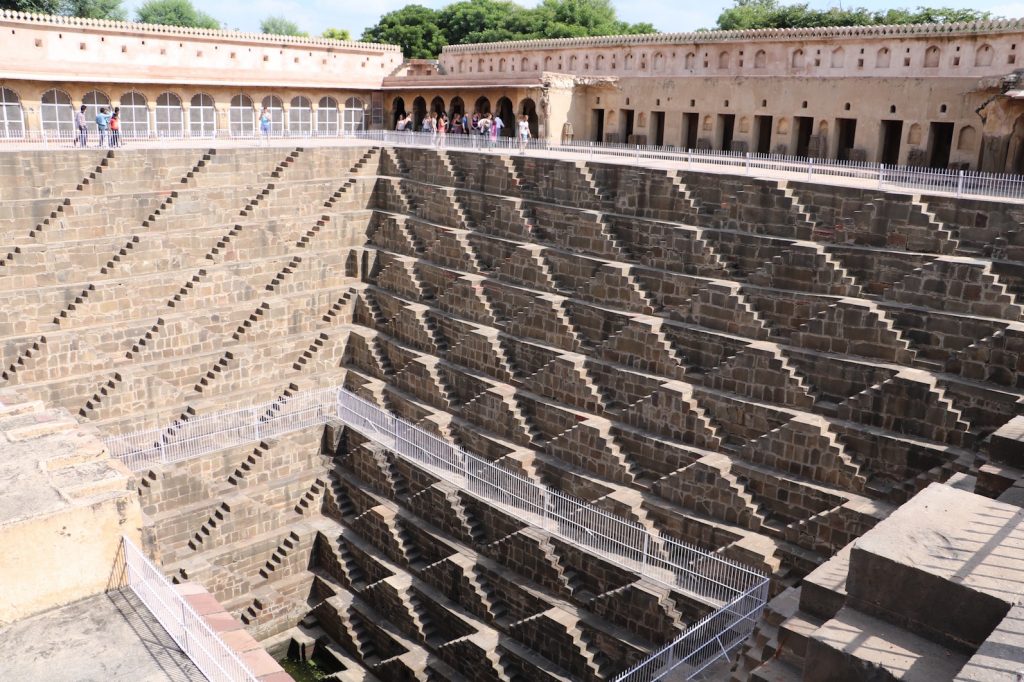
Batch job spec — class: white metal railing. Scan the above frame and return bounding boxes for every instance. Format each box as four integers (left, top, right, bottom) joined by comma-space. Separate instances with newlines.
104, 386, 337, 471
356, 129, 1024, 201
119, 535, 257, 682
106, 385, 769, 680
3, 125, 1022, 201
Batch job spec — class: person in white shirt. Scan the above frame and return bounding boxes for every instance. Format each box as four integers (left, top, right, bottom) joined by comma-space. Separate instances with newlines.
517, 114, 531, 153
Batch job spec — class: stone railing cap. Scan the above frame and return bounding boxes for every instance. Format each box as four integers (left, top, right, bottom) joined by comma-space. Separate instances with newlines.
440, 19, 1024, 54
0, 9, 402, 52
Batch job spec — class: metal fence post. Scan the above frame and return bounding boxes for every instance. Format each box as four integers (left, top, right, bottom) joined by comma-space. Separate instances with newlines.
807, 157, 814, 181
957, 170, 965, 198
878, 164, 885, 190
744, 152, 750, 175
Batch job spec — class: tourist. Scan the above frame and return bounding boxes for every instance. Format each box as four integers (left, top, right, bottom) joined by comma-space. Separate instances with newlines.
437, 114, 447, 148
395, 114, 408, 132
518, 114, 530, 153
478, 113, 491, 149
451, 115, 463, 135
490, 112, 504, 148
471, 112, 480, 133
109, 109, 121, 148
74, 105, 88, 147
421, 114, 434, 138
562, 120, 574, 144
461, 111, 469, 135
95, 107, 110, 147
259, 107, 271, 142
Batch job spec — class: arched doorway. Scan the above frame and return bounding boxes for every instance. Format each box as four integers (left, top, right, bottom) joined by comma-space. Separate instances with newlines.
289, 96, 312, 135
319, 97, 340, 135
392, 97, 406, 130
431, 96, 446, 117
343, 97, 365, 133
475, 96, 491, 115
0, 87, 25, 138
261, 95, 284, 134
496, 97, 514, 137
40, 88, 74, 133
118, 91, 149, 138
156, 92, 183, 136
412, 96, 426, 131
190, 93, 216, 137
519, 98, 539, 138
82, 90, 111, 134
1007, 114, 1024, 174
230, 94, 255, 136
450, 96, 465, 118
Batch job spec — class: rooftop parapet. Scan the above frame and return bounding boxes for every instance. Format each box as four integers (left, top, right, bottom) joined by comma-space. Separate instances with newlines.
441, 19, 1024, 53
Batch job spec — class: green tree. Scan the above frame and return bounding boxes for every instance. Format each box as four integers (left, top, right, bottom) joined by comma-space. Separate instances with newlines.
361, 4, 447, 59
322, 27, 351, 40
436, 0, 523, 45
0, 0, 65, 14
136, 0, 220, 28
260, 15, 307, 36
716, 1, 991, 30
64, 0, 126, 20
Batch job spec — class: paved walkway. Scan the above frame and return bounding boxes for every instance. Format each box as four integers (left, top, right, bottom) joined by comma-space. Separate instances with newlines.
0, 589, 205, 682
1, 132, 1020, 205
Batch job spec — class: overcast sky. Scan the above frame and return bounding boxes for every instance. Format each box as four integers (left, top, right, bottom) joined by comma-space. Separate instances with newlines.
122, 1, 1024, 38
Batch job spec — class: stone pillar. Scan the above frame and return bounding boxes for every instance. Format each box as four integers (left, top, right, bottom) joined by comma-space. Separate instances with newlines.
147, 104, 157, 139
181, 103, 191, 137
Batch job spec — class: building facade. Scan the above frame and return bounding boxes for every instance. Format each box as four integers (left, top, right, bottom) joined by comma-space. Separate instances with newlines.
3, 10, 1024, 171
0, 11, 402, 138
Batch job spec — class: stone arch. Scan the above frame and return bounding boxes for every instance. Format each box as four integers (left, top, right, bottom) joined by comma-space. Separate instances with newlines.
908, 123, 922, 145
318, 96, 340, 134
450, 96, 465, 118
289, 96, 312, 134
521, 56, 529, 71
458, 59, 465, 73
496, 96, 514, 137
41, 88, 74, 132
118, 91, 149, 137
83, 90, 111, 133
818, 120, 829, 137
544, 55, 553, 69
475, 96, 491, 115
261, 95, 284, 132
189, 93, 216, 136
831, 47, 845, 68
624, 53, 635, 70
229, 93, 255, 136
570, 55, 578, 70
343, 97, 365, 133
685, 52, 696, 69
412, 96, 427, 130
499, 57, 506, 72
975, 44, 994, 67
754, 49, 767, 68
477, 57, 485, 72
876, 47, 891, 68
430, 96, 445, 117
1008, 115, 1024, 173
792, 49, 805, 68
392, 96, 406, 129
653, 52, 665, 70
957, 125, 977, 151
155, 91, 183, 135
718, 51, 730, 69
520, 97, 539, 138
597, 54, 606, 70
0, 87, 24, 137
924, 45, 940, 68
777, 117, 790, 135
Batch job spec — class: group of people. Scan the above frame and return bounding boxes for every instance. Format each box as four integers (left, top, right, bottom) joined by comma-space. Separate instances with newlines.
74, 104, 123, 148
396, 110, 533, 151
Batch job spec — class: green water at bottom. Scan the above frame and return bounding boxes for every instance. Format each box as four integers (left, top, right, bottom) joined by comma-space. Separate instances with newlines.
279, 658, 330, 682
